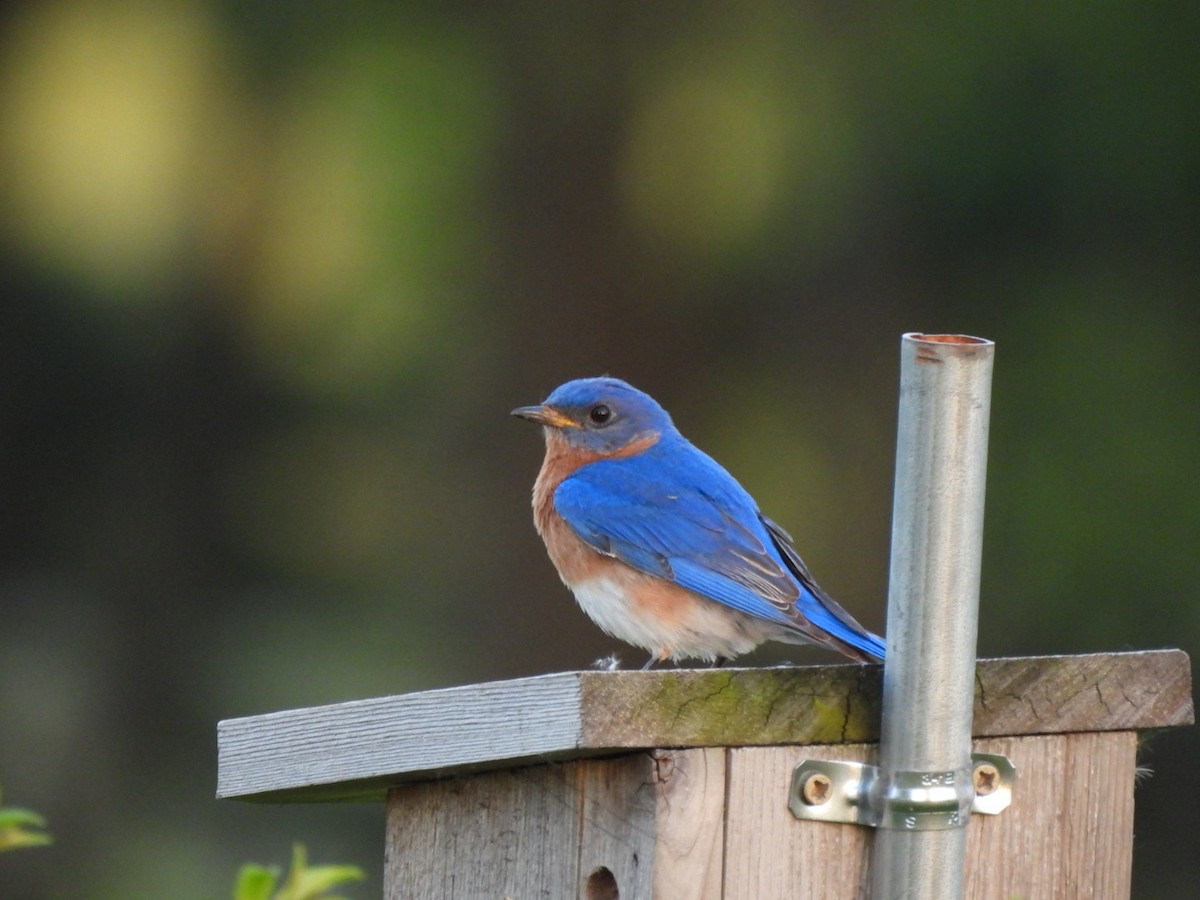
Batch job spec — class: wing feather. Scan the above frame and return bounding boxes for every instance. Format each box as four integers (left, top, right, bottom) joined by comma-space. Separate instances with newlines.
554, 450, 802, 624
554, 445, 885, 661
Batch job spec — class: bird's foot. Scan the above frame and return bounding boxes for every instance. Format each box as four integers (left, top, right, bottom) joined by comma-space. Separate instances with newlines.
641, 648, 670, 670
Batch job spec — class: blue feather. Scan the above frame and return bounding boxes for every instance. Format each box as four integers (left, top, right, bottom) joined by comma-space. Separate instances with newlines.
553, 433, 884, 660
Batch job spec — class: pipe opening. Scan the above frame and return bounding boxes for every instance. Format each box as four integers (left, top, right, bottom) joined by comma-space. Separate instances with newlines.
907, 333, 991, 345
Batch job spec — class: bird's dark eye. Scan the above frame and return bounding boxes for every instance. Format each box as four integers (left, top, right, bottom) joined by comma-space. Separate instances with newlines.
588, 404, 613, 426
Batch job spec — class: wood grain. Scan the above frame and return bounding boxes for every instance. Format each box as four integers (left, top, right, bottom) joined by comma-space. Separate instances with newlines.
220, 672, 587, 801
972, 652, 1193, 736
384, 752, 724, 899
649, 748, 726, 899
963, 732, 1136, 899
386, 761, 582, 899
724, 744, 874, 900
384, 732, 1140, 898
576, 754, 659, 899
719, 734, 1138, 899
219, 650, 1191, 801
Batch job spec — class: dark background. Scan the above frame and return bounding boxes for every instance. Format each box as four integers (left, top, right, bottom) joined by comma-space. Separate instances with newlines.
1, 2, 1196, 896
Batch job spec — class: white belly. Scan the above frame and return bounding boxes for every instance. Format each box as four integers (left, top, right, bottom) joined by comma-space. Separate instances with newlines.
569, 573, 769, 664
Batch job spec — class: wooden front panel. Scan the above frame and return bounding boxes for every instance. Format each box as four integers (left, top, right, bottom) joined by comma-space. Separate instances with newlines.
386, 732, 1137, 899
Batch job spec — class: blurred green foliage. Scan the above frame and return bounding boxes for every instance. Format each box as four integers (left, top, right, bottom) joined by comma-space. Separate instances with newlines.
0, 1, 1196, 897
234, 844, 363, 900
0, 784, 52, 853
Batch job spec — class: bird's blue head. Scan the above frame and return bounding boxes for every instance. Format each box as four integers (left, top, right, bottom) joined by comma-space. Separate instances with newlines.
512, 377, 676, 456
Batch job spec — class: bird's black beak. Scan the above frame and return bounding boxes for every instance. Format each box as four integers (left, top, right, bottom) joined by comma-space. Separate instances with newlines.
511, 405, 578, 428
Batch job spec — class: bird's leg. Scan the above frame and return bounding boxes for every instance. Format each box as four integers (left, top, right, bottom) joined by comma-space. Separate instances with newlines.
641, 648, 670, 670
712, 656, 730, 668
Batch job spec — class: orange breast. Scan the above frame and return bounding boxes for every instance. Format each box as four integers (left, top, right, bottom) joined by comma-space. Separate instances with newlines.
529, 427, 663, 586
531, 432, 609, 584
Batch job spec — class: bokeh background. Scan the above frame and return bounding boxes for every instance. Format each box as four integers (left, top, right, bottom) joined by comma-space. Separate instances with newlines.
1, 2, 1196, 896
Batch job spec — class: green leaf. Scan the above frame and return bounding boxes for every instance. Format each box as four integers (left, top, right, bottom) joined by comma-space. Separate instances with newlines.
0, 826, 53, 852
0, 807, 48, 829
283, 865, 366, 898
275, 843, 365, 900
237, 844, 363, 900
233, 864, 280, 900
0, 792, 52, 853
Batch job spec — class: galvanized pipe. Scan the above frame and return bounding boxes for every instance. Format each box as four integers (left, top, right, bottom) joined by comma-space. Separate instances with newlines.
869, 333, 995, 900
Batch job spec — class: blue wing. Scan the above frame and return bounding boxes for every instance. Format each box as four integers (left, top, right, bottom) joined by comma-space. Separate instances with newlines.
553, 437, 885, 661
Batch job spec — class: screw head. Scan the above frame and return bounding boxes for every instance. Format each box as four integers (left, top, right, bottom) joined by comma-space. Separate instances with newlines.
800, 772, 833, 806
973, 762, 1000, 796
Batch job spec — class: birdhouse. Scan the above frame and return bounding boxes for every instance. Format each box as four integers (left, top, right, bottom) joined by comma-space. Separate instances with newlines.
217, 650, 1192, 898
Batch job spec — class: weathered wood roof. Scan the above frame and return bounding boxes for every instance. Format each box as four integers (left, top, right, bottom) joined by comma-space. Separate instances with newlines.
217, 649, 1192, 802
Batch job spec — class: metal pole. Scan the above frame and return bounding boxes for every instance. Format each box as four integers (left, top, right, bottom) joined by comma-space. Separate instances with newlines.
870, 333, 995, 900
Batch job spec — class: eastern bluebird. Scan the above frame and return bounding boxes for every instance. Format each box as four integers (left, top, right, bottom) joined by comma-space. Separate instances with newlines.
513, 377, 885, 668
